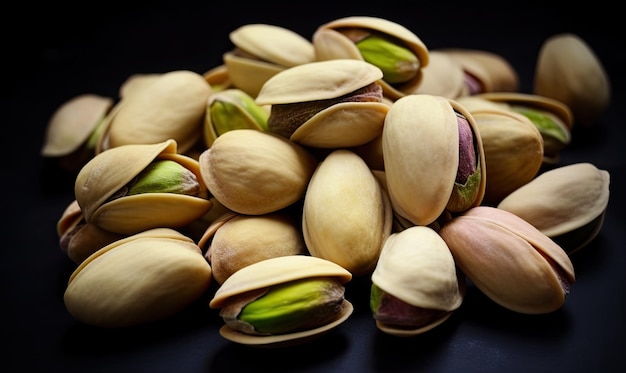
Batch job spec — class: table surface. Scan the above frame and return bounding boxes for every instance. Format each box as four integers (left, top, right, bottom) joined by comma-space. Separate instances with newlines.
5, 2, 625, 372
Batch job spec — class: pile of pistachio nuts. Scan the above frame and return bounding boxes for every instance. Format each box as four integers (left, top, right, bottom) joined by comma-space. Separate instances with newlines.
43, 16, 612, 346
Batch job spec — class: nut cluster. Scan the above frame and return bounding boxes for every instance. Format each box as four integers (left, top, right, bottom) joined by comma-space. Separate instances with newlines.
44, 16, 611, 346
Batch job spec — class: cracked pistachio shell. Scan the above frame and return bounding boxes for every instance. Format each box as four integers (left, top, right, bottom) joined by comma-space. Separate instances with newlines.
439, 48, 519, 94
382, 94, 459, 226
534, 33, 611, 127
413, 51, 467, 98
255, 59, 389, 148
312, 16, 429, 100
209, 255, 353, 346
469, 108, 544, 205
200, 211, 308, 284
75, 139, 212, 235
302, 149, 393, 276
42, 94, 113, 157
64, 228, 212, 328
439, 206, 575, 314
474, 92, 573, 164
102, 70, 211, 154
498, 162, 610, 254
371, 226, 465, 336
198, 129, 318, 215
202, 64, 233, 92
223, 24, 315, 97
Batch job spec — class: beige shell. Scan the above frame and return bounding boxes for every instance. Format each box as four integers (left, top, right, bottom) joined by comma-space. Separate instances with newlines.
198, 129, 318, 215
413, 51, 467, 98
223, 24, 315, 97
302, 149, 393, 276
75, 139, 212, 235
202, 64, 233, 92
498, 162, 610, 253
312, 16, 429, 100
534, 33, 611, 127
439, 206, 575, 314
439, 48, 519, 94
201, 211, 308, 284
118, 73, 162, 99
102, 70, 211, 154
41, 94, 113, 157
209, 255, 353, 346
382, 94, 486, 226
64, 228, 212, 328
372, 226, 464, 336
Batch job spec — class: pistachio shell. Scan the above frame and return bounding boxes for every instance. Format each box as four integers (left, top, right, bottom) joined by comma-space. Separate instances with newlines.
118, 73, 162, 99
413, 51, 467, 98
312, 16, 429, 99
534, 33, 611, 127
371, 226, 464, 336
302, 149, 393, 276
198, 129, 318, 215
498, 163, 610, 253
64, 228, 212, 328
75, 139, 212, 235
41, 94, 113, 157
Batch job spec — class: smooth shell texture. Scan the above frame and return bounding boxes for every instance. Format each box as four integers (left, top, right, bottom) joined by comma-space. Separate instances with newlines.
105, 70, 211, 154
210, 255, 352, 308
118, 73, 162, 99
42, 94, 113, 156
312, 16, 429, 99
534, 33, 611, 127
204, 212, 308, 284
199, 129, 318, 215
439, 48, 519, 93
64, 228, 212, 328
255, 59, 383, 104
302, 149, 393, 276
223, 54, 285, 97
439, 206, 575, 314
382, 94, 459, 226
498, 163, 610, 237
413, 51, 467, 98
75, 139, 212, 235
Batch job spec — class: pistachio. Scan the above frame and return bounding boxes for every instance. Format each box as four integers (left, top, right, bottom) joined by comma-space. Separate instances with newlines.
439, 206, 575, 314
127, 160, 200, 196
355, 34, 419, 84
221, 277, 345, 335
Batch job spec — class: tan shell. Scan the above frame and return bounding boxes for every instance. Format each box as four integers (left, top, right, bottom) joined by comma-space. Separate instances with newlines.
534, 33, 611, 127
439, 48, 519, 94
118, 73, 162, 99
439, 206, 575, 314
41, 94, 113, 157
224, 24, 315, 97
302, 149, 393, 276
202, 64, 233, 92
312, 16, 429, 99
201, 211, 308, 284
498, 162, 610, 253
209, 255, 353, 346
198, 129, 318, 215
413, 51, 467, 98
64, 228, 212, 328
372, 226, 464, 336
102, 70, 211, 154
75, 139, 212, 235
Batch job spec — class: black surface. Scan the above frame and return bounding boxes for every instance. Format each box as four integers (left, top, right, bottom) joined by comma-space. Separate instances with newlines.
5, 2, 625, 372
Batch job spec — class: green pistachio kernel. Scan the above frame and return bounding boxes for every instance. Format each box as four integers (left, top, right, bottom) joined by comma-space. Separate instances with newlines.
356, 34, 419, 84
210, 89, 269, 135
511, 106, 569, 144
127, 159, 200, 196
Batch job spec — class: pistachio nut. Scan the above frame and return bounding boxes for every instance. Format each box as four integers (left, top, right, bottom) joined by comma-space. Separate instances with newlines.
302, 149, 393, 276
255, 59, 389, 148
198, 129, 318, 215
41, 94, 113, 171
312, 16, 429, 100
101, 70, 211, 154
200, 211, 308, 284
534, 33, 611, 127
209, 255, 353, 346
382, 94, 485, 226
204, 88, 269, 148
64, 228, 212, 328
223, 23, 315, 97
439, 48, 519, 94
370, 226, 465, 336
202, 64, 233, 92
75, 139, 212, 235
498, 162, 610, 254
118, 73, 162, 99
439, 206, 575, 314
413, 51, 467, 98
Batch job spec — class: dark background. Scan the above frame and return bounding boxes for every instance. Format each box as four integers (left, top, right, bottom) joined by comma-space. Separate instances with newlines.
5, 1, 625, 372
